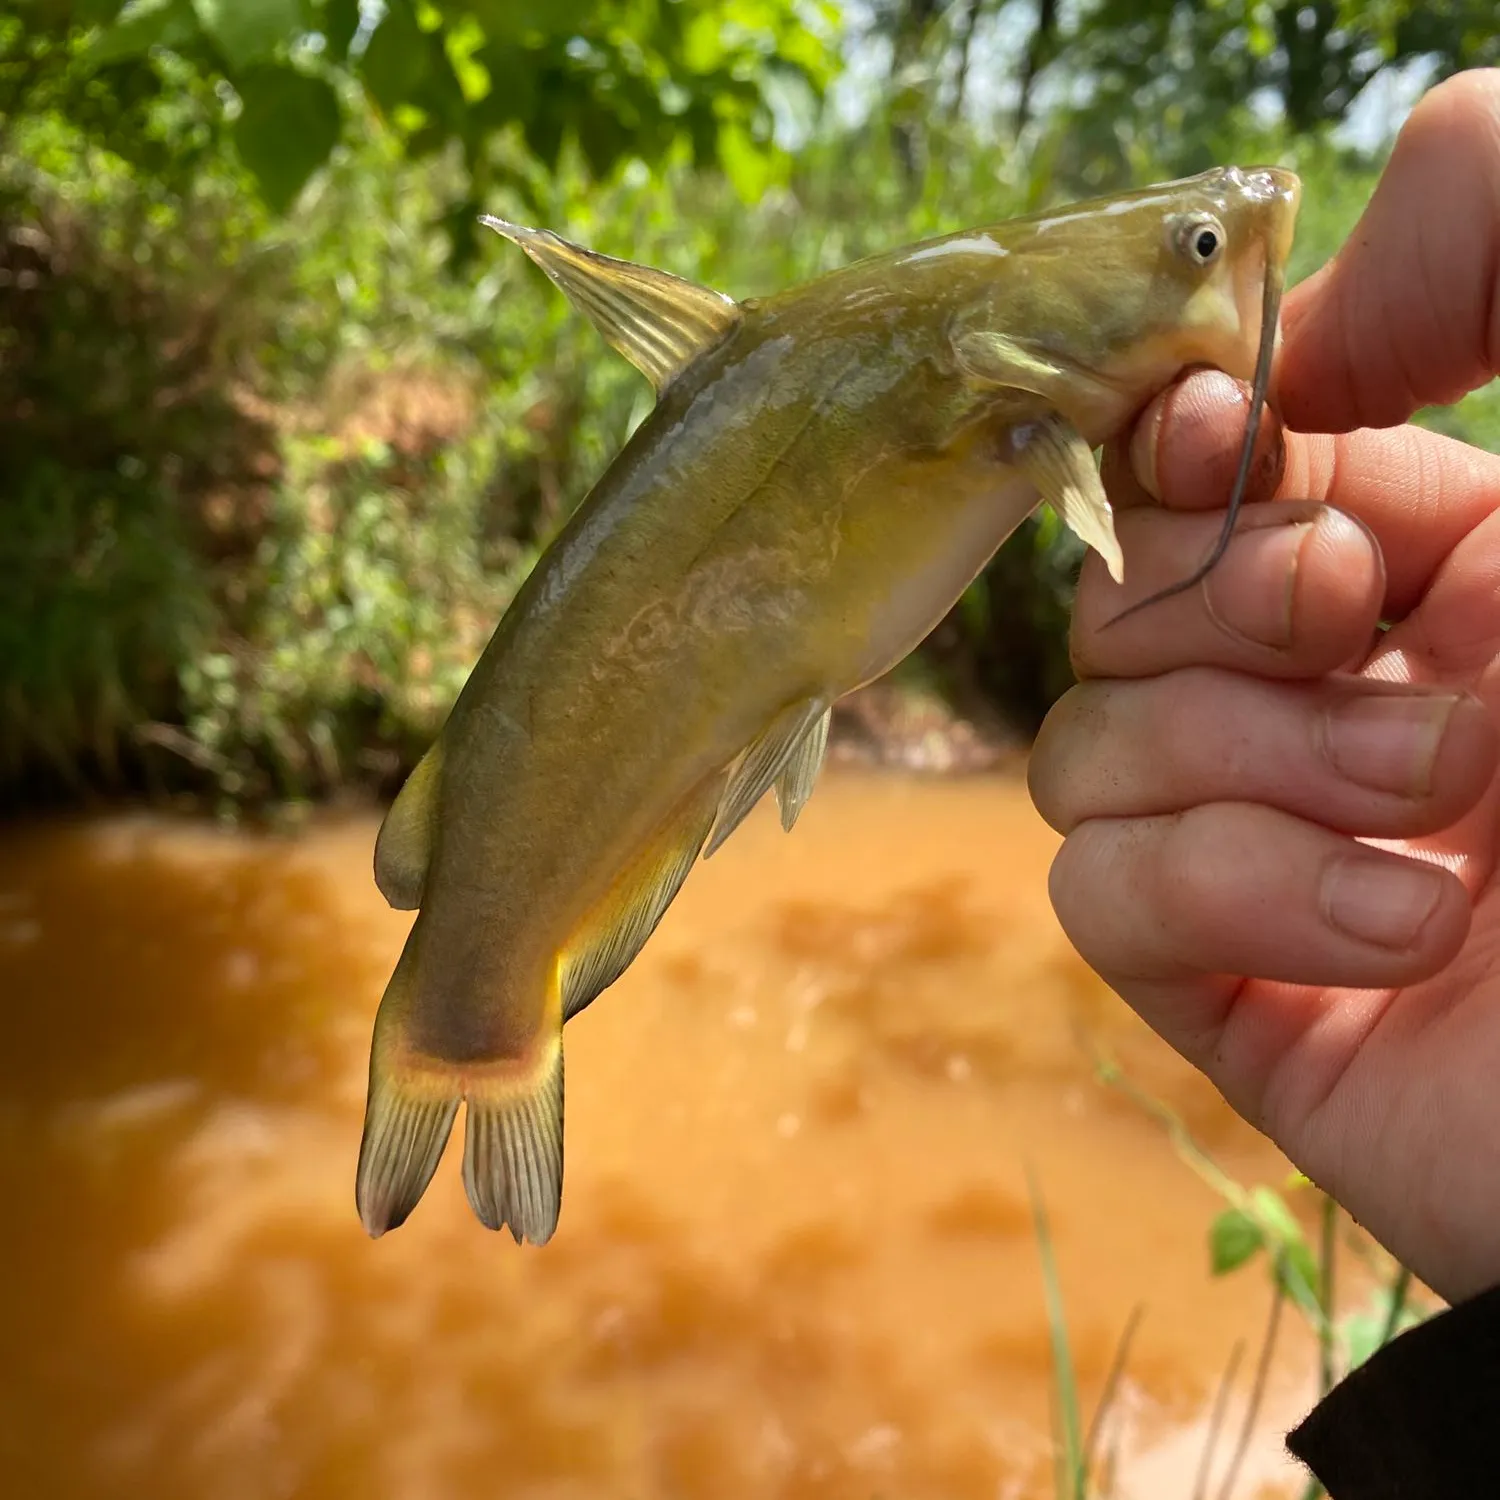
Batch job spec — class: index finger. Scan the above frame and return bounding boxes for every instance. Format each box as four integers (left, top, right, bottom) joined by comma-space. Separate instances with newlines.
1116, 369, 1500, 619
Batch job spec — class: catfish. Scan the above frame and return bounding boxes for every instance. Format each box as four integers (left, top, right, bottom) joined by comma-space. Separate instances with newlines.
356, 166, 1301, 1242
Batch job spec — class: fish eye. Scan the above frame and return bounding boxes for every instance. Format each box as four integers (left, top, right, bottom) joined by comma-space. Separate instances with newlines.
1172, 214, 1225, 267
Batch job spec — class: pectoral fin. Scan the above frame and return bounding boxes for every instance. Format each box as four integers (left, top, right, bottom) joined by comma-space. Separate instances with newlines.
774, 706, 831, 832
706, 697, 829, 858
559, 772, 726, 1022
952, 329, 1066, 397
1004, 413, 1125, 585
373, 740, 443, 910
479, 215, 741, 394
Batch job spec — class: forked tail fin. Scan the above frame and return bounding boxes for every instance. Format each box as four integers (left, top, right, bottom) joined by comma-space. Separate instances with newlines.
462, 1035, 564, 1245
356, 958, 565, 1244
355, 1057, 459, 1238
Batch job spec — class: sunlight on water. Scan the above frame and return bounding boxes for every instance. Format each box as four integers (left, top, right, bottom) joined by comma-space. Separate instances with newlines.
0, 773, 1322, 1499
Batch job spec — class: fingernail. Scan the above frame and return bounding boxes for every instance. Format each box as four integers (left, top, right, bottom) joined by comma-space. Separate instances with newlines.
1321, 692, 1459, 798
1203, 520, 1312, 648
1322, 856, 1445, 951
1129, 394, 1168, 500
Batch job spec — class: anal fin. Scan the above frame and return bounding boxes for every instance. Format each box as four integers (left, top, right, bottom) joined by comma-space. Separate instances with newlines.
705, 697, 828, 858
462, 1035, 564, 1246
559, 771, 726, 1022
374, 740, 443, 910
774, 706, 831, 832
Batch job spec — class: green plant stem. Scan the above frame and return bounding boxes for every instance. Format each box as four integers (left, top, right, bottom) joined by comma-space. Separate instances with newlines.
1096, 1057, 1328, 1332
1378, 1264, 1414, 1350
1028, 1168, 1086, 1500
1318, 1193, 1336, 1397
1218, 1278, 1284, 1500
1192, 1339, 1244, 1500
1083, 1303, 1143, 1484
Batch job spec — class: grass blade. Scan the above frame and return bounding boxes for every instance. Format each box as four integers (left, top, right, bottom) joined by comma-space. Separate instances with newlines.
1192, 1339, 1243, 1500
1028, 1167, 1086, 1500
1317, 1193, 1336, 1397
1217, 1277, 1285, 1500
1377, 1263, 1413, 1351
1084, 1303, 1144, 1482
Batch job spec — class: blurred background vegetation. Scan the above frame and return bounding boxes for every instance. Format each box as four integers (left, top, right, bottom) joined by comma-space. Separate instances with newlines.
3, 0, 1498, 810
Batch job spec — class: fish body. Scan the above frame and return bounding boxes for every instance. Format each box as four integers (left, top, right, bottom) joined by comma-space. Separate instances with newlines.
357, 166, 1301, 1242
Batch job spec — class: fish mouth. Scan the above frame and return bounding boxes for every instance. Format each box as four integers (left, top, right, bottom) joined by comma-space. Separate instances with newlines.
1228, 166, 1301, 376
1249, 166, 1302, 269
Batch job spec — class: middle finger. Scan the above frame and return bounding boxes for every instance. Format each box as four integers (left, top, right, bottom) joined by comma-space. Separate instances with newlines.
1070, 501, 1385, 680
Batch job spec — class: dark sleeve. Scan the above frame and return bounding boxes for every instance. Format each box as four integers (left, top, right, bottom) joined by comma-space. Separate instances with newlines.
1287, 1281, 1500, 1498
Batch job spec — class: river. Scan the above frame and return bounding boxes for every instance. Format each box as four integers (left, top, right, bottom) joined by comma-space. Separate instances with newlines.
0, 771, 1332, 1499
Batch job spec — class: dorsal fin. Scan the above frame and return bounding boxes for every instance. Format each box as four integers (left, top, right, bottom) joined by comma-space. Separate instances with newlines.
479, 214, 741, 395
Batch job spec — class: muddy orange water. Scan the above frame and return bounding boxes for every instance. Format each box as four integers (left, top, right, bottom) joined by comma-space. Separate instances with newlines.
1, 772, 1337, 1499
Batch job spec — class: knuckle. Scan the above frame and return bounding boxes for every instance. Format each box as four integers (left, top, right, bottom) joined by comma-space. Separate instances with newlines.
1047, 824, 1124, 966
1027, 695, 1081, 830
1153, 802, 1260, 949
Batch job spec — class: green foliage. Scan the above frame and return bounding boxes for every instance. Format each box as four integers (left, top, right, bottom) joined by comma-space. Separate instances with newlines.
4, 1, 1497, 805
1, 65, 1052, 802
1341, 1269, 1422, 1372
1100, 1059, 1434, 1417
3, 0, 837, 220
233, 64, 341, 212
1209, 1205, 1263, 1275
1205, 1188, 1321, 1315
1037, 0, 1499, 183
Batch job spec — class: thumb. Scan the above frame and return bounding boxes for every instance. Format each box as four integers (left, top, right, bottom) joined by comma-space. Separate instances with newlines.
1275, 68, 1500, 433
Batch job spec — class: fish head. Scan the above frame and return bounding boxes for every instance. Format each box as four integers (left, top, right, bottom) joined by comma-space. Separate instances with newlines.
1128, 164, 1303, 387
961, 165, 1302, 442
1078, 165, 1302, 424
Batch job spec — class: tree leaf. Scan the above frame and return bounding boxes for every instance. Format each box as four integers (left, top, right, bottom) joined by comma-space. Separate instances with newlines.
233, 65, 341, 212
75, 0, 131, 23
360, 0, 428, 112
87, 0, 200, 66
1209, 1207, 1264, 1276
1275, 1238, 1325, 1316
319, 0, 361, 60
717, 118, 776, 201
469, 0, 593, 43
1249, 1185, 1305, 1248
193, 0, 304, 68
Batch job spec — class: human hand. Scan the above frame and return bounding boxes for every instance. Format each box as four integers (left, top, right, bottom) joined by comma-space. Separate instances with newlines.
1029, 68, 1500, 1303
